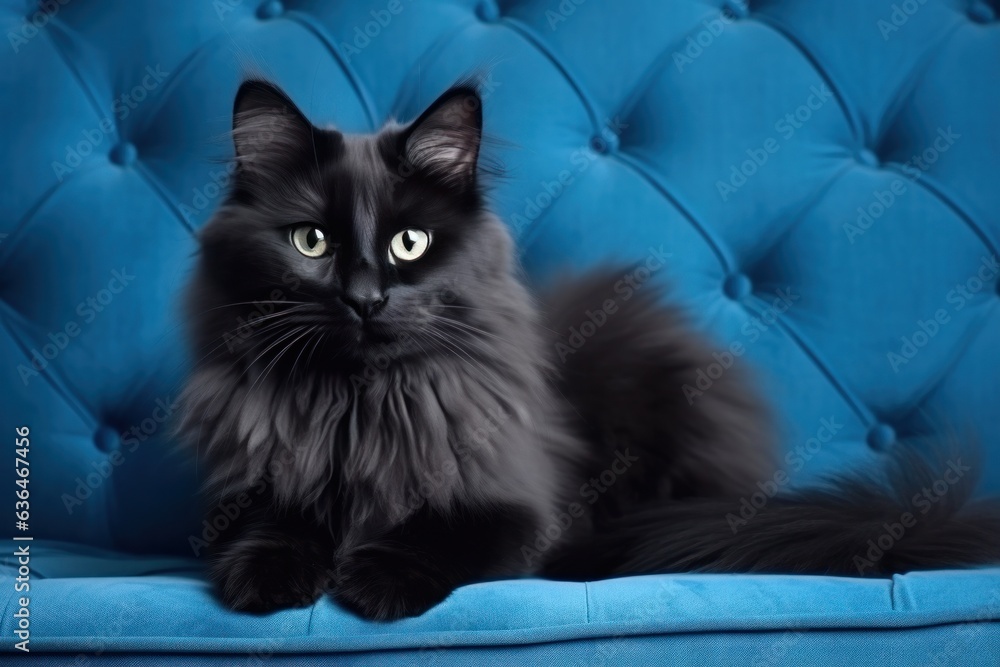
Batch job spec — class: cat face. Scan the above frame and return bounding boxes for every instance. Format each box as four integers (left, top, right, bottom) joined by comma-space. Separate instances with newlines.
196, 80, 514, 366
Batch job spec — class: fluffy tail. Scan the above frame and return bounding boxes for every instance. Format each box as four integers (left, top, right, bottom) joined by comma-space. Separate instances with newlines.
545, 441, 1000, 579
540, 266, 1000, 579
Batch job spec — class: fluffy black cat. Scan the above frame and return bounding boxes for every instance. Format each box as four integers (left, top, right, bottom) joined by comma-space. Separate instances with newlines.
179, 79, 1000, 621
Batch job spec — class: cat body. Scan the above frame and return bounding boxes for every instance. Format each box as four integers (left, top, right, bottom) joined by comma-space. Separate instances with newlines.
180, 80, 1000, 621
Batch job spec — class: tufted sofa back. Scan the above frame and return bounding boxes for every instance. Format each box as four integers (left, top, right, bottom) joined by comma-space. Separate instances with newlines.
2, 0, 998, 554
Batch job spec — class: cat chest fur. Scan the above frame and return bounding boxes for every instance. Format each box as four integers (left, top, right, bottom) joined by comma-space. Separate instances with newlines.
194, 353, 553, 529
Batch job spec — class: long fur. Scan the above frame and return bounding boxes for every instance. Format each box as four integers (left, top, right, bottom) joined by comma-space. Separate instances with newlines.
179, 79, 1000, 621
545, 438, 1000, 579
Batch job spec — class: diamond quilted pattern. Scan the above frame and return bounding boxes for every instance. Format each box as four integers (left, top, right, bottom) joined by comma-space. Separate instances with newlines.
0, 0, 997, 553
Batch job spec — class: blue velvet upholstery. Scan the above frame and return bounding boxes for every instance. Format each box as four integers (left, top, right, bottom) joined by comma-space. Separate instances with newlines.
1, 0, 999, 663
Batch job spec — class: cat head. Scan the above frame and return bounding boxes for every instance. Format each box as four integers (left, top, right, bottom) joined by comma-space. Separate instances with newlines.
194, 80, 520, 368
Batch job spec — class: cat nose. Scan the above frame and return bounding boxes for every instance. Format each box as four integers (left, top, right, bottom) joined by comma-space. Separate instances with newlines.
340, 287, 387, 319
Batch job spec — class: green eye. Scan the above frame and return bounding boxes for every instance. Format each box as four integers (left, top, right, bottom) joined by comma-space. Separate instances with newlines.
290, 226, 328, 258
388, 229, 431, 264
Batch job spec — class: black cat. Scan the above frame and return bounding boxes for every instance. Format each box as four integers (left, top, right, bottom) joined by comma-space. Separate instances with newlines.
178, 79, 1000, 621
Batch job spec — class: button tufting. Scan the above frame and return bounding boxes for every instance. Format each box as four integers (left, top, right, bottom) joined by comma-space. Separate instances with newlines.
969, 2, 996, 23
723, 273, 752, 301
475, 0, 500, 23
724, 0, 751, 19
109, 142, 138, 166
94, 425, 122, 453
256, 0, 284, 20
590, 131, 619, 155
857, 148, 879, 168
867, 423, 896, 451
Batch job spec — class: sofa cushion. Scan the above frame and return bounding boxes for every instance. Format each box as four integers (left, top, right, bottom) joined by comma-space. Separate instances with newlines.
2, 543, 999, 663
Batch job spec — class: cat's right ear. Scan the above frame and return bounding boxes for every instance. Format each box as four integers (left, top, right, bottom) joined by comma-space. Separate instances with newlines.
232, 80, 313, 170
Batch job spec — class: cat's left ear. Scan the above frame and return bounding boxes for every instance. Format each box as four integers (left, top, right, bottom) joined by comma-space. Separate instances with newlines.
403, 86, 482, 187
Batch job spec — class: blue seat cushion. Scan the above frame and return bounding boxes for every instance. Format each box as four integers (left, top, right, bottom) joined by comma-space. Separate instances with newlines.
3, 542, 998, 664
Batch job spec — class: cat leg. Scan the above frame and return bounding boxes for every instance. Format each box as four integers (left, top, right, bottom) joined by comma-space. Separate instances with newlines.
208, 492, 335, 613
334, 502, 535, 621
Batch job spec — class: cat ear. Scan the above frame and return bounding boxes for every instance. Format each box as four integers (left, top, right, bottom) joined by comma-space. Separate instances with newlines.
403, 86, 482, 187
232, 80, 313, 169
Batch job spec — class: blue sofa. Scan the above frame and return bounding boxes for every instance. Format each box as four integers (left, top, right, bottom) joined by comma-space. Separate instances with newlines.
2, 0, 999, 663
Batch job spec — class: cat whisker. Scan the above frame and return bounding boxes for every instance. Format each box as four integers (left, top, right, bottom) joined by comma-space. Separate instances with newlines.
305, 328, 326, 369
194, 308, 334, 366
247, 326, 315, 399
288, 328, 322, 385
211, 325, 317, 452
189, 304, 316, 350
194, 316, 313, 366
424, 314, 519, 348
197, 325, 312, 421
201, 300, 317, 312
423, 316, 513, 354
432, 304, 559, 334
151, 302, 319, 348
420, 327, 508, 393
239, 326, 313, 385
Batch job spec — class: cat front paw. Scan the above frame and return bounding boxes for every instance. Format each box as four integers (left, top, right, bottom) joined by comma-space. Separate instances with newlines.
334, 543, 455, 621
212, 536, 333, 613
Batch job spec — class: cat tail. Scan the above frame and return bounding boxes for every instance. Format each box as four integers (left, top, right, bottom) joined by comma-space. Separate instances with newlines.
544, 438, 1000, 578
540, 266, 1000, 578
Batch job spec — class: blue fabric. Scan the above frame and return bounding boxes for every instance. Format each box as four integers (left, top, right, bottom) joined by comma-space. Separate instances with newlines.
1, 0, 999, 663
2, 542, 1000, 663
